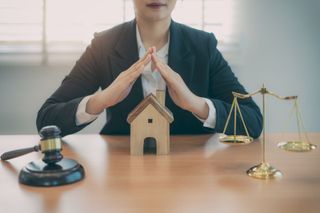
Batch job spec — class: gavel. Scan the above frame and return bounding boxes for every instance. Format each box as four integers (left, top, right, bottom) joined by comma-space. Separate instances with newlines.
1, 125, 85, 187
1, 125, 63, 164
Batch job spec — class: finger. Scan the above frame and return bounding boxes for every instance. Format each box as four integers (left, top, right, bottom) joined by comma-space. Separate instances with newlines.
136, 60, 147, 75
134, 55, 150, 74
147, 46, 156, 54
127, 46, 153, 74
116, 55, 149, 87
141, 53, 151, 66
150, 47, 157, 71
128, 54, 150, 75
127, 64, 145, 83
151, 54, 168, 76
128, 53, 151, 73
135, 55, 150, 69
153, 55, 179, 79
151, 53, 162, 69
151, 46, 156, 54
151, 52, 165, 65
151, 54, 170, 79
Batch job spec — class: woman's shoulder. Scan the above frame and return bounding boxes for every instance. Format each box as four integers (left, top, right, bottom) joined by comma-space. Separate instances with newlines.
173, 21, 217, 42
172, 21, 218, 53
87, 21, 134, 52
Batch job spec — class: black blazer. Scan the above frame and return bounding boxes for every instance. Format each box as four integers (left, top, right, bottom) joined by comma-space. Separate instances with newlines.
37, 20, 262, 138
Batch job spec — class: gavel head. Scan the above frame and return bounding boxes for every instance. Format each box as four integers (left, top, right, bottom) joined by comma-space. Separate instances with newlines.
39, 125, 63, 165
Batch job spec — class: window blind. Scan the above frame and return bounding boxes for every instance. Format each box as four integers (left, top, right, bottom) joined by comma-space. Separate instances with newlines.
0, 0, 239, 62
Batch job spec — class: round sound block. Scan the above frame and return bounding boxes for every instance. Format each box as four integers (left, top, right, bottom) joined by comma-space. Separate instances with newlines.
19, 158, 85, 187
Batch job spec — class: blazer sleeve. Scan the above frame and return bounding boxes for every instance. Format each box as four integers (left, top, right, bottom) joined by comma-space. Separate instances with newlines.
36, 34, 103, 136
207, 34, 263, 138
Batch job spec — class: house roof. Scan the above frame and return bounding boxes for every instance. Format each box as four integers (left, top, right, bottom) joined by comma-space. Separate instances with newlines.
127, 93, 174, 124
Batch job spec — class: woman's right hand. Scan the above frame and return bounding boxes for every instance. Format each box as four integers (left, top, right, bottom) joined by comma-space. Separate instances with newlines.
85, 50, 152, 115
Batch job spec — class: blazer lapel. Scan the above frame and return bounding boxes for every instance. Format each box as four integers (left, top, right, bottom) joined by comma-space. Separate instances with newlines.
109, 20, 144, 114
168, 21, 195, 85
166, 20, 195, 109
110, 20, 139, 77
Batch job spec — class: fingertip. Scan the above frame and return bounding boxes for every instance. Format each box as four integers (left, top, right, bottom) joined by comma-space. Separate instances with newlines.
147, 47, 152, 54
146, 55, 152, 62
142, 54, 149, 62
151, 53, 157, 60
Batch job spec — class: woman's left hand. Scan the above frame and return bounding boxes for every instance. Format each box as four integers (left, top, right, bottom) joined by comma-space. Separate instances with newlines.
151, 50, 209, 120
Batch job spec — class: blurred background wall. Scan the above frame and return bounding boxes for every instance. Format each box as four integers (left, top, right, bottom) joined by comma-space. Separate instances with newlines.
0, 0, 319, 134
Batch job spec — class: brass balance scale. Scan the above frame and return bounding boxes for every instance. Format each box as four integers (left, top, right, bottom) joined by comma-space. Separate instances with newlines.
219, 85, 317, 179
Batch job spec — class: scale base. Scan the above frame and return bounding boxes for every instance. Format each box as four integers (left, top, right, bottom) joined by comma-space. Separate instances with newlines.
278, 141, 317, 152
19, 158, 85, 187
247, 162, 282, 179
219, 135, 253, 145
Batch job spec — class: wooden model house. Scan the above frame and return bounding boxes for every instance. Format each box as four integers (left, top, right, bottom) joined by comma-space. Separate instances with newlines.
127, 90, 174, 155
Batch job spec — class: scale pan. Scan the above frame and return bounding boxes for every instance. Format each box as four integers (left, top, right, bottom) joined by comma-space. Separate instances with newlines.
219, 135, 253, 145
278, 141, 317, 152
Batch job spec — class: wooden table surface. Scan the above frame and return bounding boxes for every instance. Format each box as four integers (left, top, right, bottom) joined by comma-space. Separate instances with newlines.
0, 133, 319, 213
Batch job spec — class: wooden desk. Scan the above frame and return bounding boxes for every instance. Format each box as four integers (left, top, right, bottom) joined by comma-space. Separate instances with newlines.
0, 133, 319, 213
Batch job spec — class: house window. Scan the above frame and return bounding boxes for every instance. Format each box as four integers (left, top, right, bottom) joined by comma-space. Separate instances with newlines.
148, 119, 153, 124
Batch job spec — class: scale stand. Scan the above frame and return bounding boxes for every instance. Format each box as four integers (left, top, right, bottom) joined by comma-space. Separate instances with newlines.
219, 84, 307, 179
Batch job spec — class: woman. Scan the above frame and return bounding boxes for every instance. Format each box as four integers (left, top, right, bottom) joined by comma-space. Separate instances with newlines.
37, 0, 262, 138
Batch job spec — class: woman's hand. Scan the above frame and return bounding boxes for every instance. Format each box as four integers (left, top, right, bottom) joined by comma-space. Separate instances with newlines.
151, 50, 209, 120
86, 49, 152, 115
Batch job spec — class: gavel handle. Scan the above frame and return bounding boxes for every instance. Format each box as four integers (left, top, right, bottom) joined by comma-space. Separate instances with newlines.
1, 145, 40, 161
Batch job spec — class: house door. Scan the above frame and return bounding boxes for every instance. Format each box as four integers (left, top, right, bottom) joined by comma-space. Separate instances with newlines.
143, 137, 157, 154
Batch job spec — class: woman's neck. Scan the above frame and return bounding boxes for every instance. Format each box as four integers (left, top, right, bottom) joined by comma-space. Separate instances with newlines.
136, 17, 171, 51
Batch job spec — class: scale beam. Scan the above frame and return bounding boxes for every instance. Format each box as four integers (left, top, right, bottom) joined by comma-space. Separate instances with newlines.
232, 88, 298, 100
